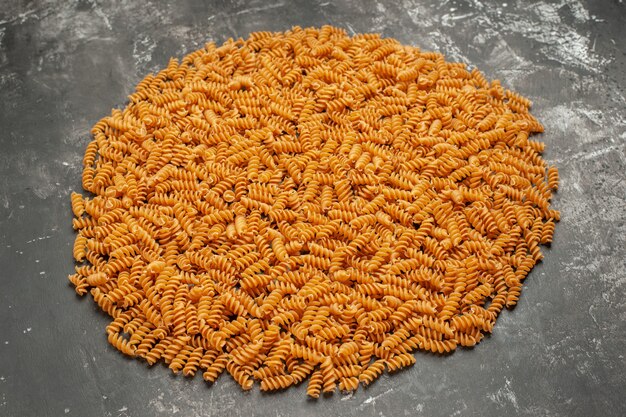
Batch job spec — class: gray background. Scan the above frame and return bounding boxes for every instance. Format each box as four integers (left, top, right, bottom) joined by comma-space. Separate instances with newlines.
1, 0, 625, 416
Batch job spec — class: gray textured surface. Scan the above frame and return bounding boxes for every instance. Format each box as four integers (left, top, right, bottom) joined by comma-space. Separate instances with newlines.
1, 0, 625, 416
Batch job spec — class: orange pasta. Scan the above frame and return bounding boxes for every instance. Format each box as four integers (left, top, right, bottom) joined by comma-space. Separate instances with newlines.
68, 26, 559, 397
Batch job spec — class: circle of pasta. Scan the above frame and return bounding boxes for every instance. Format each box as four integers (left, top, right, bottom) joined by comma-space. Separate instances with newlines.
69, 26, 559, 396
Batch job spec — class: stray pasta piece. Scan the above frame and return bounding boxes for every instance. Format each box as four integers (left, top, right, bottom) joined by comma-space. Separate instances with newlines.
69, 26, 559, 396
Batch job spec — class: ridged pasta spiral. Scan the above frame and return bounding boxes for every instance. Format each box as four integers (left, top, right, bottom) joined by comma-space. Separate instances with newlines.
69, 26, 559, 397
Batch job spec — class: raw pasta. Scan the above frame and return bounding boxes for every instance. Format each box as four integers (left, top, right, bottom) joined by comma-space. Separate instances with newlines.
68, 26, 559, 396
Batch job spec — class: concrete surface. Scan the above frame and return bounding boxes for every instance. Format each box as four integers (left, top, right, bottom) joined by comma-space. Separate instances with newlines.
0, 0, 625, 416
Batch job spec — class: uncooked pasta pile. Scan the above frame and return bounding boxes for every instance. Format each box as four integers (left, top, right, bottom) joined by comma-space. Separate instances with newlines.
69, 26, 559, 396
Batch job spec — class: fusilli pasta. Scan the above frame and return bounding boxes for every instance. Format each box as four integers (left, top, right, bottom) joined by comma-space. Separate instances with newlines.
68, 26, 559, 397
